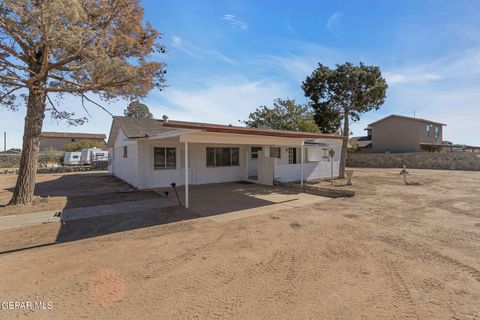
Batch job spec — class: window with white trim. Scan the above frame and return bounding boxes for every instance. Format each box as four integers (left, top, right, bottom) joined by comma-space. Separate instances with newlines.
251, 146, 262, 159
288, 148, 297, 164
154, 147, 176, 170
269, 147, 281, 158
206, 148, 239, 167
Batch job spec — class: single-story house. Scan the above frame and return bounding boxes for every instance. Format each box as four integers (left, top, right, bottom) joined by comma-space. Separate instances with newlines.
40, 132, 106, 151
107, 116, 345, 207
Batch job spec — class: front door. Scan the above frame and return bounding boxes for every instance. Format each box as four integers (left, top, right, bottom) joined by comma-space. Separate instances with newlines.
248, 146, 261, 180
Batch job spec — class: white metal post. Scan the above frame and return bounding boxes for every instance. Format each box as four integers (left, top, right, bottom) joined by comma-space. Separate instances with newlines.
300, 143, 304, 188
185, 142, 189, 208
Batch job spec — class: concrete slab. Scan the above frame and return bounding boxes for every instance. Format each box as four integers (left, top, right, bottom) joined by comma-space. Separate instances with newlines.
0, 210, 60, 230
61, 198, 176, 221
153, 182, 330, 223
0, 197, 177, 230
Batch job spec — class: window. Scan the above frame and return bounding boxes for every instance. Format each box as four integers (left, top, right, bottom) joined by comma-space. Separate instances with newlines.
434, 127, 439, 140
322, 148, 330, 159
288, 148, 297, 164
425, 124, 431, 137
72, 155, 79, 159
206, 147, 239, 167
251, 147, 262, 159
123, 146, 128, 158
71, 138, 75, 142
269, 147, 281, 158
154, 147, 176, 170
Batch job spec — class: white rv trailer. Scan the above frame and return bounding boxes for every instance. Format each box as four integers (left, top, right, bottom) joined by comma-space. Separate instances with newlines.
80, 148, 109, 165
63, 152, 81, 166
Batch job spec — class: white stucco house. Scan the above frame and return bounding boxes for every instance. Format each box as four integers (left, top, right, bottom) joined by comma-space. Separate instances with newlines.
107, 116, 345, 207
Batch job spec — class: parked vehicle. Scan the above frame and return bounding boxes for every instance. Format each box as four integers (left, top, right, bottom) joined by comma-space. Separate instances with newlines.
80, 148, 109, 165
63, 152, 81, 166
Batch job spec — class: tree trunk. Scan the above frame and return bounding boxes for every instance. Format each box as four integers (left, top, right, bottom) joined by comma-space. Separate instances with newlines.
9, 87, 47, 205
339, 112, 349, 179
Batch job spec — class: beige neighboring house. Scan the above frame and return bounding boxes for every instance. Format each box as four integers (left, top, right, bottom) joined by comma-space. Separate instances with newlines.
40, 132, 106, 151
367, 114, 446, 153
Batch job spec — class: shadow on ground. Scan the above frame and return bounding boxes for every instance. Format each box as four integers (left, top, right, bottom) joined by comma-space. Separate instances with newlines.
1, 173, 310, 254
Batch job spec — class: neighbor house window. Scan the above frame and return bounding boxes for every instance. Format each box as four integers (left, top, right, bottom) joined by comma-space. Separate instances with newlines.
123, 146, 128, 158
154, 147, 176, 170
251, 146, 262, 159
425, 124, 431, 137
269, 147, 281, 158
206, 147, 239, 167
288, 148, 297, 164
434, 127, 439, 140
71, 138, 75, 142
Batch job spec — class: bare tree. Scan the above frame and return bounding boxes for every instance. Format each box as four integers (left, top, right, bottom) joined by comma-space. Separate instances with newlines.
0, 0, 166, 204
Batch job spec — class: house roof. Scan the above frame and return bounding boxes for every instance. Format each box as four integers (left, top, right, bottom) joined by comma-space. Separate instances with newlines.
107, 116, 344, 147
40, 132, 106, 139
162, 122, 345, 139
368, 114, 446, 127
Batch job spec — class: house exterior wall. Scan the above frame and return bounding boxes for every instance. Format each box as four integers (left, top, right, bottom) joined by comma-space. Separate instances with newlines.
274, 141, 342, 183
112, 129, 139, 187
39, 137, 105, 151
136, 139, 248, 189
111, 131, 343, 188
371, 117, 443, 153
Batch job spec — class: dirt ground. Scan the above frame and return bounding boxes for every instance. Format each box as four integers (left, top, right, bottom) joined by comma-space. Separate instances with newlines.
1, 168, 480, 319
0, 171, 160, 216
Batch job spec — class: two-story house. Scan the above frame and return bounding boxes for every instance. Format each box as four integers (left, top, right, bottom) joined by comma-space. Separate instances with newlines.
367, 115, 446, 153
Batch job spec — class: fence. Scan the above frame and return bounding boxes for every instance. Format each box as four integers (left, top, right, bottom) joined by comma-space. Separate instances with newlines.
347, 152, 480, 171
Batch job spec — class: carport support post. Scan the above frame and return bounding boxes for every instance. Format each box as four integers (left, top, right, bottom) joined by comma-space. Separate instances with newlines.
300, 143, 304, 189
185, 142, 189, 208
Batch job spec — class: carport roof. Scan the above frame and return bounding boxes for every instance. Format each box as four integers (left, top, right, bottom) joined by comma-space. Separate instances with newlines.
107, 116, 344, 146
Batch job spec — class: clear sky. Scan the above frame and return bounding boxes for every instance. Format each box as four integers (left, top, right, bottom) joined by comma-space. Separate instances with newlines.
2, 0, 480, 148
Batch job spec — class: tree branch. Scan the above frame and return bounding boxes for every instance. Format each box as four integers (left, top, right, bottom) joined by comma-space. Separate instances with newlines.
80, 94, 114, 117
46, 94, 87, 126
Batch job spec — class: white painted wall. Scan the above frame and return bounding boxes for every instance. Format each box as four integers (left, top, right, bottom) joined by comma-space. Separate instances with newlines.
111, 131, 344, 188
136, 139, 247, 188
273, 140, 342, 183
112, 129, 139, 187
274, 161, 340, 183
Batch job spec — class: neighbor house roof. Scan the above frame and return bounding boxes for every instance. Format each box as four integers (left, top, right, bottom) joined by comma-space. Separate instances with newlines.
368, 114, 446, 127
107, 116, 344, 147
40, 132, 106, 139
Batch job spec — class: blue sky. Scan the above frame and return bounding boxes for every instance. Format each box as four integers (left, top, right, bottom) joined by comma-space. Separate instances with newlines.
2, 0, 480, 148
